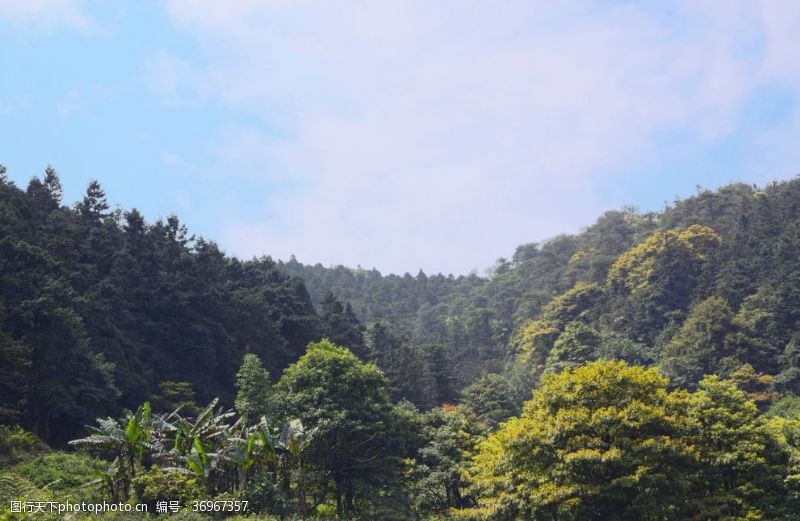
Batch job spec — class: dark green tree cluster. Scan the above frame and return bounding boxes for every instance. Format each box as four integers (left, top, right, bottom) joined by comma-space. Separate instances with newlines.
0, 167, 320, 444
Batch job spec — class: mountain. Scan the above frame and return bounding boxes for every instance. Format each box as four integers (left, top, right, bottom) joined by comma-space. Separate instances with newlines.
3, 165, 800, 444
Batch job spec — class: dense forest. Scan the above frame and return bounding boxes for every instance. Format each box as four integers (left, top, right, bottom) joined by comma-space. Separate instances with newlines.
2, 165, 800, 519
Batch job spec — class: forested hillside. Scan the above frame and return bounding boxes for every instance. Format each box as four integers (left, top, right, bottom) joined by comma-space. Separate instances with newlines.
3, 166, 800, 520
0, 167, 323, 444
282, 180, 800, 408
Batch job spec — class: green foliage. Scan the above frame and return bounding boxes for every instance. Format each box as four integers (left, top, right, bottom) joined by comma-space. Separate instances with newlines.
684, 376, 791, 519
728, 363, 779, 410
595, 332, 654, 366
320, 292, 366, 358
0, 451, 107, 521
0, 170, 322, 444
11, 169, 800, 518
540, 282, 604, 325
273, 339, 403, 517
69, 402, 153, 501
0, 426, 45, 463
132, 467, 206, 511
544, 321, 600, 374
659, 296, 734, 388
153, 381, 201, 418
458, 374, 518, 428
766, 393, 800, 419
465, 360, 692, 520
1, 452, 105, 501
608, 224, 720, 293
608, 225, 721, 341
463, 360, 797, 520
364, 322, 437, 408
407, 406, 485, 514
235, 354, 273, 421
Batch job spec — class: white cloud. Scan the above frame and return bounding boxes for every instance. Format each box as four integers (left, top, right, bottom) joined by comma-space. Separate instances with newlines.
156, 0, 800, 274
0, 0, 97, 34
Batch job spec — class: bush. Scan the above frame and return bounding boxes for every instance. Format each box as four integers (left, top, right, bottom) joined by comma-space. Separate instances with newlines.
0, 452, 104, 502
242, 476, 290, 517
132, 467, 206, 512
0, 426, 46, 462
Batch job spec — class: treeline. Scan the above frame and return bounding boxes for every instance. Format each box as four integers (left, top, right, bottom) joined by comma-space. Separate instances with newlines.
6, 165, 800, 443
0, 166, 323, 444
279, 207, 656, 391
281, 180, 800, 413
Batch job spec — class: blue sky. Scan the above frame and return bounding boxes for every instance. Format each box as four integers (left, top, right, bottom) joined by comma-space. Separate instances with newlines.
2, 1, 800, 275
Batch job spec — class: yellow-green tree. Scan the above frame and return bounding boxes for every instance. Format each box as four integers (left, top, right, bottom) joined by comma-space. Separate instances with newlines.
607, 225, 720, 342
683, 376, 790, 520
463, 360, 797, 520
464, 360, 694, 520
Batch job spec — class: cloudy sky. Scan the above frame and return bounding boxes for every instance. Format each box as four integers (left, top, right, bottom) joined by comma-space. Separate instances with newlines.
2, 1, 800, 274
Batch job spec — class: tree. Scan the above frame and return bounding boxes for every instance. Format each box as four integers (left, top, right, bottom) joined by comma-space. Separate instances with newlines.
273, 339, 402, 517
596, 331, 654, 366
365, 321, 435, 407
423, 342, 457, 405
728, 363, 778, 410
408, 405, 485, 514
608, 225, 721, 341
152, 381, 200, 417
544, 321, 600, 374
684, 376, 791, 519
76, 179, 111, 224
42, 166, 62, 205
0, 317, 31, 423
320, 292, 366, 358
22, 294, 119, 443
730, 285, 788, 376
69, 402, 152, 501
235, 353, 272, 421
25, 172, 61, 218
659, 296, 734, 389
465, 360, 694, 520
540, 282, 604, 326
459, 373, 518, 428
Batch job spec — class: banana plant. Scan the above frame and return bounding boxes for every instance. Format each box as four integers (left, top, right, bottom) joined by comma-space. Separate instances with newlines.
85, 457, 126, 502
69, 402, 153, 501
225, 415, 280, 491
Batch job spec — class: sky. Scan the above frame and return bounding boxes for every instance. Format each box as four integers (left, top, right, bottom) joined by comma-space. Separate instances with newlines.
1, 1, 800, 275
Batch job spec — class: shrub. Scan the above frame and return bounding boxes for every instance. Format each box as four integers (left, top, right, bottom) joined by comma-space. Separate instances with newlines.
1, 452, 104, 502
132, 467, 206, 512
0, 426, 46, 463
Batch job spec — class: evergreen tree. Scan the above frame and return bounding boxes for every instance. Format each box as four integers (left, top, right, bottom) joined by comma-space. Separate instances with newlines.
76, 179, 111, 224
234, 353, 272, 421
659, 296, 734, 389
320, 292, 366, 358
544, 321, 600, 374
42, 165, 62, 205
459, 373, 518, 428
